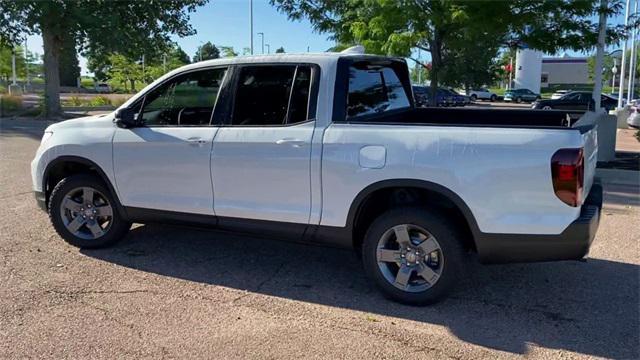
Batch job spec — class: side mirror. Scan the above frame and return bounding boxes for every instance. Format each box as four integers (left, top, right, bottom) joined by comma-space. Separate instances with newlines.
114, 107, 139, 128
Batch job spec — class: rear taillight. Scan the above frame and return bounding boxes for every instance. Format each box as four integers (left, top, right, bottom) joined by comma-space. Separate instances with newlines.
551, 148, 584, 207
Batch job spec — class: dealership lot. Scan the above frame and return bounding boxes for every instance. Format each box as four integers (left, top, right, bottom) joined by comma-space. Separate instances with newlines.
1, 118, 638, 359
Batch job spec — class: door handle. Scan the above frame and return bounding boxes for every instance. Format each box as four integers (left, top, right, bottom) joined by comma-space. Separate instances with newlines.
187, 137, 207, 146
276, 138, 306, 147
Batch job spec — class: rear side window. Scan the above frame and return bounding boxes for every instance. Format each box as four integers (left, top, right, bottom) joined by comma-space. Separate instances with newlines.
347, 62, 410, 118
231, 65, 312, 126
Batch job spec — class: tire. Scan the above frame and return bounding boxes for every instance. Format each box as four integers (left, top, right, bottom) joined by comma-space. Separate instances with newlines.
361, 207, 465, 305
490, 94, 497, 102
542, 105, 553, 110
48, 174, 131, 249
470, 94, 477, 102
515, 97, 522, 103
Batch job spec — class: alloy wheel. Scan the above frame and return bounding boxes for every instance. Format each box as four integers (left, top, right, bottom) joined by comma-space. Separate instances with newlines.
376, 224, 444, 293
59, 186, 113, 240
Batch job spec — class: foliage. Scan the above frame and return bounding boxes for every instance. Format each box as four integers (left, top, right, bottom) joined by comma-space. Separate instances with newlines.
0, 94, 23, 116
88, 95, 111, 106
193, 41, 220, 62
106, 53, 143, 92
59, 32, 80, 87
275, 46, 285, 53
0, 0, 208, 116
0, 43, 25, 82
271, 0, 635, 106
587, 42, 640, 83
220, 46, 238, 57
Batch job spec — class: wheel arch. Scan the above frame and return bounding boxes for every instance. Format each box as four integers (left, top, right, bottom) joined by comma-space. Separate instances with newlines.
43, 156, 125, 217
346, 179, 481, 252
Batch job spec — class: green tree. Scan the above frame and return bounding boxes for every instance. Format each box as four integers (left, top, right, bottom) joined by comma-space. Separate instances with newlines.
271, 0, 632, 106
0, 0, 208, 117
0, 43, 25, 83
193, 41, 220, 62
107, 53, 142, 92
58, 32, 80, 87
220, 46, 238, 57
275, 46, 285, 53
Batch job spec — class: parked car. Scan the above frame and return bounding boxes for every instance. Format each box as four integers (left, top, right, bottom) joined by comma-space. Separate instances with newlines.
467, 88, 498, 102
32, 51, 602, 305
412, 85, 452, 107
551, 90, 571, 100
504, 88, 541, 103
627, 101, 639, 128
94, 83, 112, 93
532, 91, 617, 112
442, 88, 468, 106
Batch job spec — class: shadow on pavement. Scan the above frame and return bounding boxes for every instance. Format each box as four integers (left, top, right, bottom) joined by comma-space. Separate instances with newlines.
83, 224, 639, 358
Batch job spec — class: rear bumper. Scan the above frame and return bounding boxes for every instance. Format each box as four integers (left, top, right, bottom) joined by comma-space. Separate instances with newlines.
477, 182, 603, 264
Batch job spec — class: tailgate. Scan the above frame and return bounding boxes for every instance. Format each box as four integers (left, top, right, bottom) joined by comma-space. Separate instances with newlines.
580, 123, 598, 198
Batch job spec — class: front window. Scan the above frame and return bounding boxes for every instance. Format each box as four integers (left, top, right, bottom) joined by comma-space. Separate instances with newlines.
140, 68, 227, 126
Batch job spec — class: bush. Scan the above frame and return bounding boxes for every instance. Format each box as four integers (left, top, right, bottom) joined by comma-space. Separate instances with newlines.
68, 96, 83, 106
88, 95, 111, 106
0, 95, 23, 116
111, 96, 130, 107
0, 85, 6, 94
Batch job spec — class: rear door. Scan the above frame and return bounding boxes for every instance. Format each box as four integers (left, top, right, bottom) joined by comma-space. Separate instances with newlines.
211, 64, 318, 227
113, 67, 228, 214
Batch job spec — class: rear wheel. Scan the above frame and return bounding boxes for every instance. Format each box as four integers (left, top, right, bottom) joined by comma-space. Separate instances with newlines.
470, 94, 477, 102
515, 97, 523, 103
362, 207, 465, 305
490, 94, 497, 102
49, 174, 130, 249
542, 105, 553, 110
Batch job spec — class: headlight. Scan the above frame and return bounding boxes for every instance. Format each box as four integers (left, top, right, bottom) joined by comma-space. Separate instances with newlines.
40, 131, 53, 146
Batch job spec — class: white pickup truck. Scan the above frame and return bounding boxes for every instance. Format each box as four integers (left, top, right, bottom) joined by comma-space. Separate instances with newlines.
32, 51, 602, 305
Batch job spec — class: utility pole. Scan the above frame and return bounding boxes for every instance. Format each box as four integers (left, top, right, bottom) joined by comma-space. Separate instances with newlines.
307, 46, 310, 52
508, 57, 513, 89
250, 0, 254, 55
592, 0, 607, 111
265, 44, 270, 54
627, 0, 638, 101
258, 32, 264, 54
618, 0, 631, 108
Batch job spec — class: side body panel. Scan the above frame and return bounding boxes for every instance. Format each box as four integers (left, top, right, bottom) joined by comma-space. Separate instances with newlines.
320, 123, 585, 235
31, 115, 117, 193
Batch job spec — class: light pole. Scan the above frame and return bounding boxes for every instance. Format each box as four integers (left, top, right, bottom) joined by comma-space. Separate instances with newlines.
258, 32, 264, 54
612, 59, 618, 93
250, 0, 254, 55
618, 0, 631, 108
265, 44, 270, 54
627, 0, 638, 101
24, 37, 30, 86
592, 0, 607, 110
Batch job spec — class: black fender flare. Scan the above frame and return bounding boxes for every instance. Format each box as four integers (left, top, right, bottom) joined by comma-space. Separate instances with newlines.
42, 156, 127, 218
346, 178, 482, 245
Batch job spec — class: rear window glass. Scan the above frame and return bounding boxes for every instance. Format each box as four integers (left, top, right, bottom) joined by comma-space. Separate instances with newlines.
347, 62, 410, 118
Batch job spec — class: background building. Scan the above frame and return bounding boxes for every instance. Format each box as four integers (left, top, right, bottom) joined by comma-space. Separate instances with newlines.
541, 55, 589, 88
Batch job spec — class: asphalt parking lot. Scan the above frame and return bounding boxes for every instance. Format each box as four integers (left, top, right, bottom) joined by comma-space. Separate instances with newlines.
1, 118, 638, 359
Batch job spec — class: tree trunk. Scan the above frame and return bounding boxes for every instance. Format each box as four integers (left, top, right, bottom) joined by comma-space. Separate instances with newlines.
130, 79, 136, 92
41, 24, 62, 118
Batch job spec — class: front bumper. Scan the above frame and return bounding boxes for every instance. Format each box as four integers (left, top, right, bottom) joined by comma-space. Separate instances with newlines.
34, 191, 47, 212
477, 181, 603, 264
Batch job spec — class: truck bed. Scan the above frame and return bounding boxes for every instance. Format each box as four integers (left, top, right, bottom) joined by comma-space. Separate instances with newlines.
353, 108, 584, 129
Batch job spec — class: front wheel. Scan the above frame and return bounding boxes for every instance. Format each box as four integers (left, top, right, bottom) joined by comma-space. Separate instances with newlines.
515, 97, 523, 103
490, 94, 497, 102
470, 94, 477, 102
49, 174, 131, 249
362, 207, 465, 305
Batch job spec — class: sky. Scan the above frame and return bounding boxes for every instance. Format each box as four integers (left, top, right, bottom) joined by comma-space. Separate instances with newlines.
24, 0, 632, 77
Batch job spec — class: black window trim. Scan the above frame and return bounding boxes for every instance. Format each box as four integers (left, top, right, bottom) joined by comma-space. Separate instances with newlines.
220, 62, 321, 128
332, 56, 414, 124
131, 65, 232, 128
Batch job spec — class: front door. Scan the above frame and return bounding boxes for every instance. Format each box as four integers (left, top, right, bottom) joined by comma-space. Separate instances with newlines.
211, 64, 317, 225
113, 67, 228, 215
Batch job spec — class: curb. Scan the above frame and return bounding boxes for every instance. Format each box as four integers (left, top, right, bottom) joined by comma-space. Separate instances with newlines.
596, 168, 639, 186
